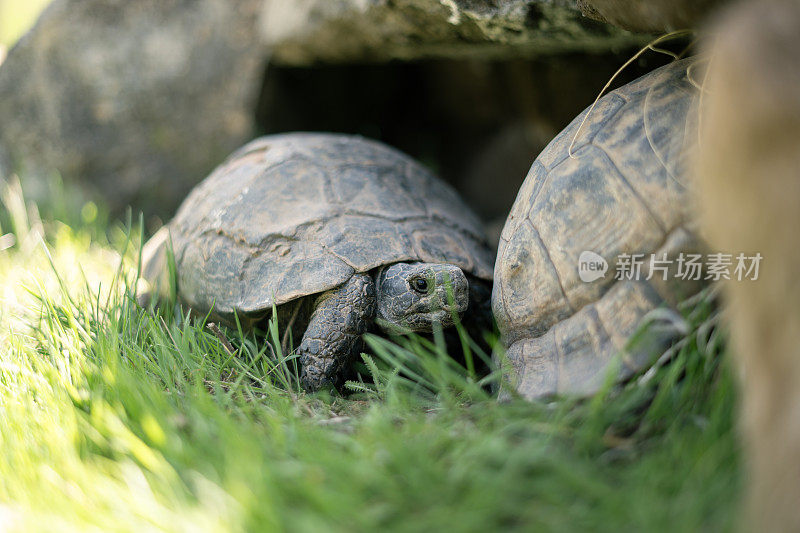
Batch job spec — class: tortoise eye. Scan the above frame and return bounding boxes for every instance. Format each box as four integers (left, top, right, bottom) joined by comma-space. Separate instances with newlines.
411, 278, 429, 293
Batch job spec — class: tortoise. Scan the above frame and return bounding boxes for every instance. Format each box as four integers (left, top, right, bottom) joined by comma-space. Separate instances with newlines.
141, 132, 494, 391
492, 58, 706, 400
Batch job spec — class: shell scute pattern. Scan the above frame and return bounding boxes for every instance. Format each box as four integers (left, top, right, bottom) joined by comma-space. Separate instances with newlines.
553, 305, 612, 395
319, 215, 416, 271
536, 93, 627, 171
500, 160, 546, 242
167, 133, 493, 319
494, 59, 703, 399
593, 80, 695, 230
330, 164, 428, 220
528, 143, 665, 311
495, 218, 572, 341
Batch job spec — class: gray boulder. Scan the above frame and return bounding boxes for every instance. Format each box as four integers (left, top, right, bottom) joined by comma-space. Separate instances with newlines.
0, 0, 647, 218
577, 0, 729, 32
0, 0, 265, 216
260, 0, 644, 65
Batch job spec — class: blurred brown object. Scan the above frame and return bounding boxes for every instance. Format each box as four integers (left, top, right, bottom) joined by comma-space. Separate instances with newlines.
0, 0, 264, 218
695, 0, 800, 530
577, 0, 727, 32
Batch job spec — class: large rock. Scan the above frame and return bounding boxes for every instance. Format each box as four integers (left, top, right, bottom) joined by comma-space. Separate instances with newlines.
0, 0, 646, 218
0, 0, 265, 217
577, 0, 728, 32
259, 0, 645, 65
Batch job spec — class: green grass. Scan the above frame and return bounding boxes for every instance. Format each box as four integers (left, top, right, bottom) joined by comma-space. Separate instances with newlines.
0, 0, 51, 48
0, 177, 740, 531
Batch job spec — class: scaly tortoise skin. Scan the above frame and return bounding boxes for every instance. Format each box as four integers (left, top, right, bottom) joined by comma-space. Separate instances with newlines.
492, 59, 706, 400
142, 132, 494, 390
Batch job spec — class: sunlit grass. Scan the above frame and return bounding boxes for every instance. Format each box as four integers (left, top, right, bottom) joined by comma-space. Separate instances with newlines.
0, 177, 740, 531
0, 0, 51, 48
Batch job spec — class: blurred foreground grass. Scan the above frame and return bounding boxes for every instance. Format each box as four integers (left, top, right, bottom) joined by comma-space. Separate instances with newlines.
0, 176, 740, 531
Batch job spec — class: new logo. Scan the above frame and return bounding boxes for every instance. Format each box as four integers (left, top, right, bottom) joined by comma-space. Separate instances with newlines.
578, 250, 608, 283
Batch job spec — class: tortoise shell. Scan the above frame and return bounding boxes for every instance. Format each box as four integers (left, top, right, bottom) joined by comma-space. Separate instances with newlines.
493, 59, 705, 399
167, 133, 493, 319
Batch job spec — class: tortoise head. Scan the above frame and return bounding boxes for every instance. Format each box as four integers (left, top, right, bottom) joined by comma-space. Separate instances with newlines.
375, 262, 469, 332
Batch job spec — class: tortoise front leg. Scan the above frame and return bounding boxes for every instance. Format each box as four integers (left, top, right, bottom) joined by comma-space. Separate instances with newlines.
298, 273, 375, 391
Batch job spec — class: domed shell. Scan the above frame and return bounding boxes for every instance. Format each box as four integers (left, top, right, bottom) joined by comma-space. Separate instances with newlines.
493, 59, 704, 397
168, 133, 493, 318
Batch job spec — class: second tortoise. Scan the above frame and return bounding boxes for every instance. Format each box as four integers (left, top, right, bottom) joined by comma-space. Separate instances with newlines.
493, 59, 706, 399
